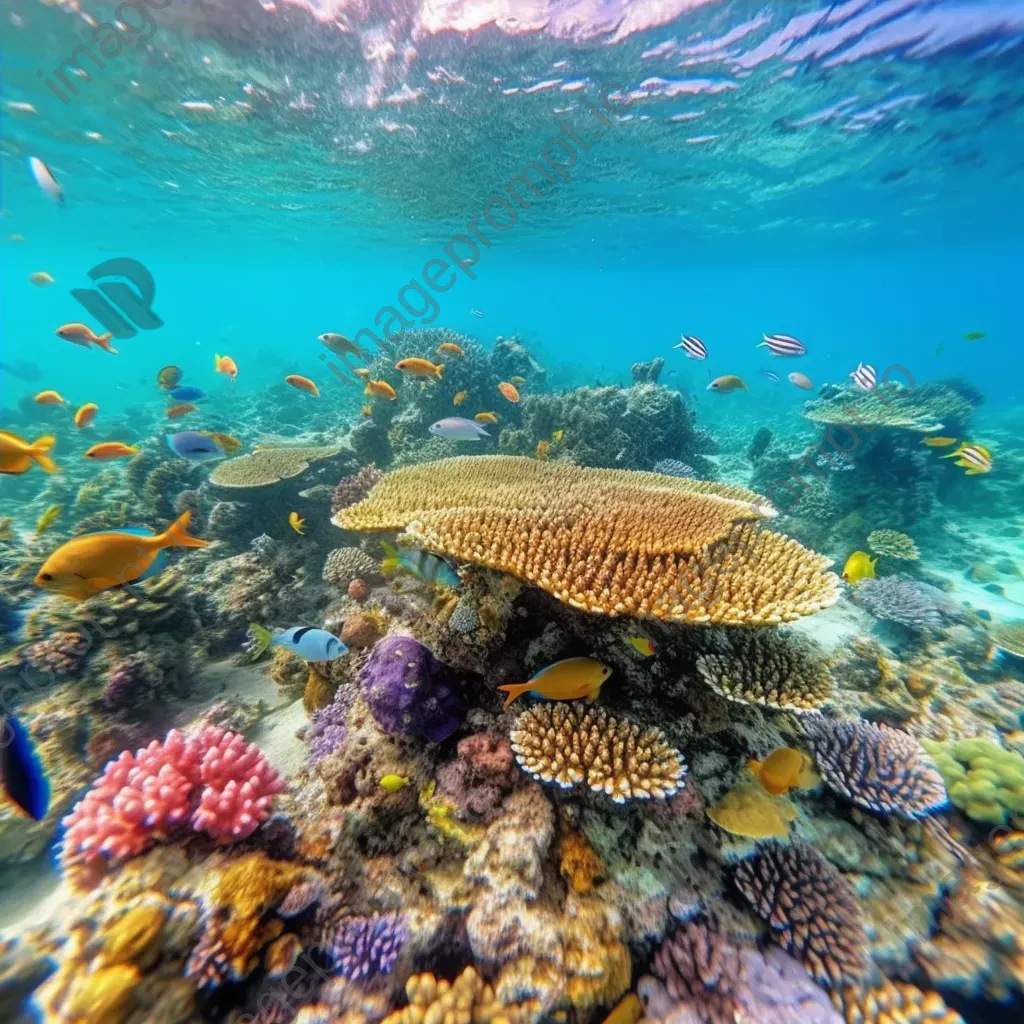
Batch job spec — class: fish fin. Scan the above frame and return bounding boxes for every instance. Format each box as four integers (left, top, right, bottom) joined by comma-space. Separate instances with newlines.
964, 468, 983, 475
247, 623, 272, 660
739, 382, 748, 390
496, 682, 532, 710
941, 447, 964, 459
94, 333, 118, 354
435, 364, 444, 379
30, 435, 58, 473
159, 510, 210, 549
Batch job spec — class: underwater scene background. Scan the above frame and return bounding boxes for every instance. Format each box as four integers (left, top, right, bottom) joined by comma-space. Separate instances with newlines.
2, 1, 1024, 1022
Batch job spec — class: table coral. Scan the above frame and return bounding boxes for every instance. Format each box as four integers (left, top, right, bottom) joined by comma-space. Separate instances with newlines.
336, 456, 841, 626
805, 716, 948, 820
802, 381, 974, 432
867, 528, 920, 561
695, 630, 834, 711
734, 843, 868, 987
509, 703, 686, 803
921, 737, 1024, 824
209, 446, 343, 487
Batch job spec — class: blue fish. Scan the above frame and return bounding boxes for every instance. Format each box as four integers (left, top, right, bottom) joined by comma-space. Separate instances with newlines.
1, 713, 50, 821
248, 624, 347, 662
169, 386, 206, 402
381, 542, 459, 587
166, 431, 223, 462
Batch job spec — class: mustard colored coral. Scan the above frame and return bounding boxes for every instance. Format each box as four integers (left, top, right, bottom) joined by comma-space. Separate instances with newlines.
830, 979, 965, 1023
336, 455, 840, 625
381, 966, 535, 1024
209, 445, 342, 487
922, 737, 1024, 825
509, 703, 686, 803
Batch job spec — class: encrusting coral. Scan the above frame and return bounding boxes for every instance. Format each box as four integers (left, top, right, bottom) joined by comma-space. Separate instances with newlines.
805, 716, 949, 820
695, 629, 834, 711
733, 843, 868, 987
921, 737, 1024, 824
337, 456, 841, 626
209, 445, 343, 487
867, 528, 920, 561
509, 703, 686, 803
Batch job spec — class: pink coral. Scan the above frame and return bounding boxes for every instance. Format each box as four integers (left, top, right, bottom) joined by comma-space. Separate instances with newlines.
61, 727, 285, 872
436, 732, 520, 820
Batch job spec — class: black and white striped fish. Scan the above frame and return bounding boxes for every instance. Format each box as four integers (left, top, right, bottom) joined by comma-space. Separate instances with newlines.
757, 333, 807, 357
674, 335, 708, 360
849, 362, 877, 390
470, 308, 485, 319
760, 369, 780, 382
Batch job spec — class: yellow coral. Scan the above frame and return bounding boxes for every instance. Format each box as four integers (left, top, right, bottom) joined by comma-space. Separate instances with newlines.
49, 964, 141, 1024
831, 979, 965, 1023
382, 965, 536, 1024
95, 894, 170, 967
510, 703, 685, 803
867, 528, 920, 560
303, 665, 334, 713
708, 783, 797, 839
922, 738, 1024, 825
558, 831, 606, 894
209, 445, 342, 487
419, 781, 483, 846
336, 456, 840, 626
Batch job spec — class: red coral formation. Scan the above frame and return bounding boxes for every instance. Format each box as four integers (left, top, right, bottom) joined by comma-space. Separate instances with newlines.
61, 727, 285, 873
347, 578, 370, 601
436, 732, 520, 819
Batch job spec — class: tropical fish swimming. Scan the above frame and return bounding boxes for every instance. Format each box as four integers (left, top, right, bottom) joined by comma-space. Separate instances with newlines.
166, 432, 223, 462
205, 432, 242, 454
85, 441, 139, 460
157, 365, 183, 390
842, 550, 877, 585
285, 374, 320, 397
29, 155, 63, 204
56, 323, 117, 353
34, 390, 65, 405
922, 436, 958, 448
319, 333, 368, 359
365, 379, 398, 400
74, 402, 99, 428
849, 363, 877, 390
747, 747, 819, 796
381, 542, 460, 586
0, 431, 57, 474
624, 635, 655, 657
943, 442, 993, 475
0, 714, 50, 822
453, 390, 469, 406
474, 411, 499, 423
757, 333, 807, 357
379, 774, 411, 793
438, 342, 464, 357
707, 375, 747, 393
29, 271, 54, 286
35, 510, 209, 600
429, 417, 489, 441
535, 440, 551, 459
215, 353, 238, 379
289, 512, 305, 534
248, 624, 347, 662
498, 381, 520, 402
165, 403, 198, 419
788, 372, 814, 391
674, 335, 707, 360
35, 504, 62, 535
497, 657, 612, 710
396, 358, 444, 379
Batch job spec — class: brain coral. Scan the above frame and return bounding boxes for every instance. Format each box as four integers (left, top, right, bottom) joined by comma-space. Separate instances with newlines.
734, 843, 868, 988
696, 630, 834, 711
802, 381, 974, 432
509, 702, 686, 803
336, 456, 840, 626
209, 446, 342, 487
805, 716, 948, 820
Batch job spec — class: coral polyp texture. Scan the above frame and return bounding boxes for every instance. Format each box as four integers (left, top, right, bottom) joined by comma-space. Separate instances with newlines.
921, 737, 1024, 825
695, 629, 834, 711
733, 843, 868, 988
509, 702, 686, 803
209, 445, 342, 487
325, 912, 406, 981
830, 979, 966, 1023
802, 381, 975, 432
336, 455, 840, 625
331, 464, 384, 514
805, 716, 948, 820
382, 966, 536, 1024
60, 727, 285, 873
867, 528, 920, 561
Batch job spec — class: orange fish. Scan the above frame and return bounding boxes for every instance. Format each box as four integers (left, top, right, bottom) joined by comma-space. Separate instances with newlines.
35, 510, 209, 601
498, 381, 520, 403
438, 343, 464, 357
74, 402, 99, 428
84, 442, 139, 460
497, 657, 611, 710
747, 747, 819, 797
215, 353, 238, 379
365, 379, 397, 401
56, 323, 118, 354
34, 390, 66, 405
453, 390, 469, 406
0, 431, 58, 474
166, 403, 197, 419
706, 375, 748, 393
396, 358, 444, 379
286, 374, 320, 397
475, 412, 498, 424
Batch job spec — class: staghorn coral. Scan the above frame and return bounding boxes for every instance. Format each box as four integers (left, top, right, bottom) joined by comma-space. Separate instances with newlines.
802, 381, 974, 433
852, 576, 944, 629
209, 446, 343, 488
921, 737, 1024, 824
331, 465, 384, 515
867, 528, 920, 561
805, 716, 948, 820
830, 979, 965, 1023
695, 630, 833, 711
382, 966, 535, 1024
324, 912, 405, 981
733, 843, 868, 987
509, 703, 686, 803
323, 546, 380, 588
337, 456, 840, 626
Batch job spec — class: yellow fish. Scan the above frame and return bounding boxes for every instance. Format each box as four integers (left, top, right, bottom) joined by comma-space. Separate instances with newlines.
0, 517, 15, 542
747, 747, 819, 796
475, 412, 498, 424
288, 512, 305, 535
552, 430, 564, 442
707, 375, 747, 394
922, 436, 958, 448
453, 390, 469, 406
497, 657, 611, 710
396, 358, 444, 379
0, 431, 58, 474
842, 550, 877, 584
601, 994, 643, 1024
204, 432, 242, 455
438, 343, 464, 357
35, 504, 62, 535
35, 510, 209, 601
943, 442, 993, 475
74, 402, 99, 428
536, 440, 551, 460
84, 442, 139, 460
624, 635, 655, 657
379, 774, 410, 793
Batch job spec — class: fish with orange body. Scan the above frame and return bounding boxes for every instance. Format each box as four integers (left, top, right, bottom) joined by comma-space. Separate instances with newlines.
474, 412, 498, 424
496, 657, 611, 710
55, 323, 118, 354
0, 432, 58, 474
396, 358, 444, 379
498, 381, 520, 402
285, 374, 320, 397
34, 390, 65, 405
453, 390, 469, 406
166, 403, 197, 419
361, 404, 373, 417
84, 442, 139, 460
74, 402, 98, 428
365, 379, 397, 401
747, 747, 819, 796
437, 343, 464, 357
536, 440, 551, 460
215, 353, 238, 379
706, 375, 748, 393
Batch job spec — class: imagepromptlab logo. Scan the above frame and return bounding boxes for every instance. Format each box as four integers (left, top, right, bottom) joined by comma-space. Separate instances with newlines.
71, 257, 163, 339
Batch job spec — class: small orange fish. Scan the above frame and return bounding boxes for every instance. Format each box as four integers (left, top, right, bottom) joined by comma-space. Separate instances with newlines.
74, 402, 99, 428
29, 271, 54, 286
922, 436, 958, 448
475, 412, 498, 424
84, 442, 139, 460
56, 323, 118, 354
498, 381, 520, 402
396, 358, 444, 379
365, 379, 398, 401
361, 404, 373, 417
215, 353, 238, 379
167, 403, 198, 419
438, 343, 464, 357
706, 375, 748, 393
747, 747, 819, 796
536, 440, 551, 460
497, 657, 611, 710
453, 390, 469, 406
205, 432, 242, 454
285, 374, 320, 397
34, 390, 66, 405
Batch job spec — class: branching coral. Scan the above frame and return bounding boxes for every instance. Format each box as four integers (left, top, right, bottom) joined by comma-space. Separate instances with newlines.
733, 843, 868, 987
209, 446, 342, 488
802, 382, 974, 432
382, 967, 536, 1024
509, 703, 686, 803
867, 529, 920, 561
921, 737, 1024, 824
852, 576, 944, 628
805, 716, 948, 820
695, 630, 833, 711
324, 913, 405, 981
337, 456, 840, 626
830, 980, 965, 1023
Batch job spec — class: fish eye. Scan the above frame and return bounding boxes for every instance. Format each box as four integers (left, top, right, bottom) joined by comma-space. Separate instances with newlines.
39, 572, 53, 581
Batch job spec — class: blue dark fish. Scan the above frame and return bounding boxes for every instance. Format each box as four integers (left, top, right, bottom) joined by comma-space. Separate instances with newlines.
169, 386, 206, 402
166, 431, 223, 462
1, 714, 50, 821
381, 542, 459, 586
248, 624, 347, 662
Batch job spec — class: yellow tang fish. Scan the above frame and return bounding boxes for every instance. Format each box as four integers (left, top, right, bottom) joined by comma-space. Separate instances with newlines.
922, 436, 958, 448
0, 431, 58, 474
747, 747, 819, 796
624, 635, 655, 657
288, 512, 305, 535
379, 774, 410, 793
453, 390, 469, 406
842, 550, 877, 585
497, 657, 612, 710
35, 504, 62, 535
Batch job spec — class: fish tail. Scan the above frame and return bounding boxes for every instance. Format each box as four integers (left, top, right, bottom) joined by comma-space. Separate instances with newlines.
435, 364, 444, 379
496, 682, 532, 710
247, 623, 272, 660
159, 509, 211, 549
29, 435, 58, 473
94, 333, 118, 354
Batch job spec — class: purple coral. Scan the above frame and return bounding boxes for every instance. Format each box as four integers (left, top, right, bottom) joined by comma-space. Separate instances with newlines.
804, 715, 948, 820
307, 685, 358, 767
851, 576, 943, 628
360, 636, 464, 742
326, 913, 405, 981
331, 465, 383, 515
101, 653, 160, 711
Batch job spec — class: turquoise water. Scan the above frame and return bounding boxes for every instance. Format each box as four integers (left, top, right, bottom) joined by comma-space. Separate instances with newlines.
2, 2, 1024, 1023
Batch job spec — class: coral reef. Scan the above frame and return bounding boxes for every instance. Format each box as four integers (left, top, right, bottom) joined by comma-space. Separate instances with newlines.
331, 465, 384, 515
653, 459, 696, 479
325, 912, 405, 981
991, 621, 1024, 658
382, 967, 535, 1024
323, 545, 380, 587
830, 980, 965, 1023
209, 446, 344, 488
867, 528, 920, 561
24, 630, 91, 678
921, 737, 1024, 824
852, 576, 944, 629
802, 381, 976, 433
